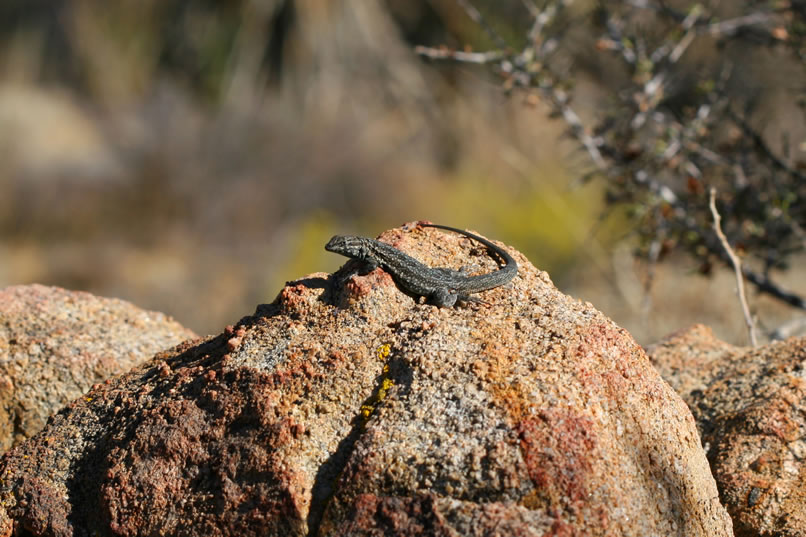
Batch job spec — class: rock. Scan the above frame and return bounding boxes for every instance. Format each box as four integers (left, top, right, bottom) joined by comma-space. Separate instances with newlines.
0, 224, 732, 536
0, 284, 196, 452
648, 325, 806, 536
645, 324, 740, 434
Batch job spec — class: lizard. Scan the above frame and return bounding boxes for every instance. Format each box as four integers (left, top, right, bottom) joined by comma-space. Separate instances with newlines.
325, 223, 517, 307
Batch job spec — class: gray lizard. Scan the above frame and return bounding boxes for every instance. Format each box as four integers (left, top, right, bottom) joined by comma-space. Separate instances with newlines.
325, 223, 517, 307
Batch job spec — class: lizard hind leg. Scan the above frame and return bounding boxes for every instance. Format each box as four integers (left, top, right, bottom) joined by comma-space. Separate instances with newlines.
430, 288, 458, 308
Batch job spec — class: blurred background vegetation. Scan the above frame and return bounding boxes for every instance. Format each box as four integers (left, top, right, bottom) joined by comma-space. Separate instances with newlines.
0, 0, 803, 344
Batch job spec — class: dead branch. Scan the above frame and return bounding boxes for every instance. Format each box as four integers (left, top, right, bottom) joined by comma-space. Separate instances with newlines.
709, 188, 758, 346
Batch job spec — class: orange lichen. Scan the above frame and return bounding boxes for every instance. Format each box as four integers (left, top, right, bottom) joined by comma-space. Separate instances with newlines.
358, 344, 394, 422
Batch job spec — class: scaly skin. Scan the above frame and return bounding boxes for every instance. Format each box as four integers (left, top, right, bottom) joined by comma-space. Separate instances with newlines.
325, 223, 517, 307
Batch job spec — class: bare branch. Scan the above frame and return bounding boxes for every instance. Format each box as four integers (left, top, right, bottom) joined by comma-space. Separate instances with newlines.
709, 188, 758, 346
727, 109, 806, 182
707, 12, 774, 37
525, 0, 570, 47
414, 46, 507, 64
741, 267, 806, 311
551, 91, 607, 169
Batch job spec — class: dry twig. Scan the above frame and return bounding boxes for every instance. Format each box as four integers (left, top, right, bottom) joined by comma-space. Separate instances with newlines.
414, 46, 506, 64
709, 187, 758, 346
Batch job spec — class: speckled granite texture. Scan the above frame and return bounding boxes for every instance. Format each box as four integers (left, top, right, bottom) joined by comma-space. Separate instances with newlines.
0, 284, 196, 452
0, 224, 732, 536
649, 325, 806, 537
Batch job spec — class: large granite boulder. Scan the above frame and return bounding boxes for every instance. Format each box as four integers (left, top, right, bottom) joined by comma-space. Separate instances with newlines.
0, 284, 196, 452
0, 224, 732, 536
649, 324, 806, 536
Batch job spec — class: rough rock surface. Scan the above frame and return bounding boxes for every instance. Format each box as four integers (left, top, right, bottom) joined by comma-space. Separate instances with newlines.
0, 224, 732, 536
0, 284, 196, 453
648, 325, 806, 536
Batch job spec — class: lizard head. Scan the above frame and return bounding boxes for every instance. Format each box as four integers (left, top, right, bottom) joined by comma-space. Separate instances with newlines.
325, 235, 367, 260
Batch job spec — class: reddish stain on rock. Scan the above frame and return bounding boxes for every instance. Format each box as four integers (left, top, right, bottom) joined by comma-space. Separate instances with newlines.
518, 410, 596, 510
343, 269, 392, 301
101, 368, 305, 536
340, 493, 434, 535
